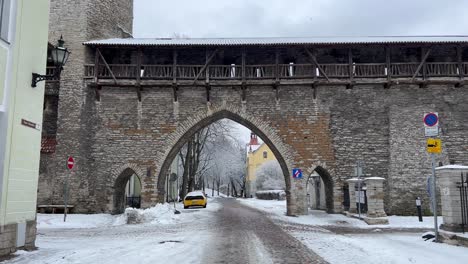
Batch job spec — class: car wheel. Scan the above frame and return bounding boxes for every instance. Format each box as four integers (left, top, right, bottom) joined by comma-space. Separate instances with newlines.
184, 206, 188, 209
203, 204, 206, 208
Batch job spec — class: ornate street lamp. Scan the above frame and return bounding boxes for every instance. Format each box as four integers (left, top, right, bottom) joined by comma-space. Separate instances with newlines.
31, 35, 70, 87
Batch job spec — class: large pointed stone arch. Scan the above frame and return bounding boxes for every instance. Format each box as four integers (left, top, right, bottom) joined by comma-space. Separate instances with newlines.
154, 105, 298, 215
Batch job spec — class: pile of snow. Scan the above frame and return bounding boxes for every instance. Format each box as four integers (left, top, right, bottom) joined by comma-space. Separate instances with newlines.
255, 190, 286, 200
125, 203, 180, 225
37, 213, 126, 229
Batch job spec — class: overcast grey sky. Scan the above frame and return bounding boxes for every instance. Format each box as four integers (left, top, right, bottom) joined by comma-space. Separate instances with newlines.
134, 0, 468, 38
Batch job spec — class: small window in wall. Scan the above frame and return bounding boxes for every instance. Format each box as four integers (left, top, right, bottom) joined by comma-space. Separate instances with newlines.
263, 151, 267, 159
0, 0, 11, 42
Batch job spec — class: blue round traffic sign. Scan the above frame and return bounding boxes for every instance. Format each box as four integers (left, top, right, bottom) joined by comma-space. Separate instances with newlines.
424, 113, 438, 127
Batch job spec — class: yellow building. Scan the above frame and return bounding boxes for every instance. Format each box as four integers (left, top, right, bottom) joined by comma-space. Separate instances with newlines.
0, 0, 50, 255
245, 133, 277, 197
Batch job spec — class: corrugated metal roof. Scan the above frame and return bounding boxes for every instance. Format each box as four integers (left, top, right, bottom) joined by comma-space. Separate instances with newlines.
84, 36, 468, 47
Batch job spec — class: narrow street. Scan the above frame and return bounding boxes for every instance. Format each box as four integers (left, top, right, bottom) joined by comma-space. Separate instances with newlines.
202, 198, 326, 264
5, 198, 326, 264
6, 198, 468, 264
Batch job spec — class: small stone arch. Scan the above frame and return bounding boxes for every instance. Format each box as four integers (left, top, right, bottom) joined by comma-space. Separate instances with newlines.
111, 164, 144, 214
155, 106, 297, 215
307, 162, 335, 213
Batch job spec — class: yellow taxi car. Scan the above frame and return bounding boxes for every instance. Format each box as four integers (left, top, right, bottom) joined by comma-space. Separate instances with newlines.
183, 191, 207, 209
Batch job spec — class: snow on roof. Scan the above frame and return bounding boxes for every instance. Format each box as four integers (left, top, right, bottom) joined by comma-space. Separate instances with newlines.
250, 144, 261, 152
435, 164, 468, 170
186, 191, 205, 196
84, 36, 468, 47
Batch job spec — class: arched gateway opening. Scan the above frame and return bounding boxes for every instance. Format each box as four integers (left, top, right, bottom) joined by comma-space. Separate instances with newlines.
306, 166, 334, 213
155, 110, 295, 215
113, 168, 142, 214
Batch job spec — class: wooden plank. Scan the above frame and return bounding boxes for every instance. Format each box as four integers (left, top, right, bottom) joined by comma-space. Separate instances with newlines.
206, 85, 210, 102
386, 46, 391, 81
95, 85, 101, 101
96, 77, 465, 87
275, 48, 280, 83
411, 47, 432, 81
457, 45, 464, 79
241, 85, 246, 101
94, 48, 100, 83
97, 49, 118, 84
304, 48, 330, 82
193, 48, 218, 83
172, 84, 178, 102
348, 48, 353, 80
173, 49, 178, 84
242, 47, 246, 83
205, 49, 210, 83
136, 48, 142, 85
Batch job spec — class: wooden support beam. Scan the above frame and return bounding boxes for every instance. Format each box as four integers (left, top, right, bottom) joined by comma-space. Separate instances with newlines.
384, 46, 392, 88
275, 48, 280, 83
136, 48, 142, 101
206, 85, 211, 102
172, 84, 178, 102
205, 49, 210, 84
241, 85, 247, 102
348, 48, 354, 80
274, 84, 279, 101
242, 47, 246, 83
411, 47, 432, 81
136, 86, 142, 101
173, 49, 178, 84
193, 48, 218, 83
304, 48, 330, 82
312, 84, 317, 99
95, 85, 101, 101
136, 48, 142, 85
458, 46, 464, 77
94, 48, 100, 84
456, 46, 465, 87
97, 48, 118, 85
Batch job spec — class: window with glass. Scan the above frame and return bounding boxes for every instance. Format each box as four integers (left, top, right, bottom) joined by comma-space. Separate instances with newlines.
0, 0, 11, 42
263, 151, 268, 159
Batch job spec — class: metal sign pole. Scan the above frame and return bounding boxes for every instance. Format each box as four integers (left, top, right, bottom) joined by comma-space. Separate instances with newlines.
357, 161, 362, 219
431, 153, 439, 241
63, 170, 70, 222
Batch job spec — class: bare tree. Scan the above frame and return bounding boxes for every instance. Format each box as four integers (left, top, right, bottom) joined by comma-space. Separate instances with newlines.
256, 160, 285, 191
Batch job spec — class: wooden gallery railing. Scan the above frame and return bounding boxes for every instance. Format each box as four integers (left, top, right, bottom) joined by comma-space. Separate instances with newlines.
84, 62, 468, 82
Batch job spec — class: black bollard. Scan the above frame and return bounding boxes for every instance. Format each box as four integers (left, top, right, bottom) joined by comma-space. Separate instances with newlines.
416, 197, 423, 222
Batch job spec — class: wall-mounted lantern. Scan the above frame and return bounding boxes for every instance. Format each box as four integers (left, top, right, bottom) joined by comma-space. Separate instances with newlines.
31, 35, 70, 87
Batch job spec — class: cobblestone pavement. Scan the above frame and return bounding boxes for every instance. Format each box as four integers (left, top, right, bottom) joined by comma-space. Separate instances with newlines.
202, 198, 327, 264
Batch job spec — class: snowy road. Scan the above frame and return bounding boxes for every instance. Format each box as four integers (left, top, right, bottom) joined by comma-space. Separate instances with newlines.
6, 198, 325, 264
202, 198, 326, 264
6, 198, 468, 264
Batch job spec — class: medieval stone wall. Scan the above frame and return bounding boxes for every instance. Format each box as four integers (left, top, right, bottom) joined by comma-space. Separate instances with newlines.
39, 76, 468, 215
38, 0, 134, 211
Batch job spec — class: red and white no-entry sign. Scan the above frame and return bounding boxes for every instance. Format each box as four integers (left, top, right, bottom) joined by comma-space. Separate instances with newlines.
67, 156, 75, 170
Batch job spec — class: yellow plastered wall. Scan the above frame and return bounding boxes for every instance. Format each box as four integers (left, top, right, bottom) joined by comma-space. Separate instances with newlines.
246, 143, 277, 183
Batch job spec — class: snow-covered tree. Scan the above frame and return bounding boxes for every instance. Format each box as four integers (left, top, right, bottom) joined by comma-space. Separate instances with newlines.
256, 160, 285, 190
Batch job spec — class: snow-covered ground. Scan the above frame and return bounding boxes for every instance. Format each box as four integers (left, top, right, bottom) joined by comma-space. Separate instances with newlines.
7, 198, 221, 264
239, 198, 468, 264
238, 198, 442, 229
7, 197, 468, 264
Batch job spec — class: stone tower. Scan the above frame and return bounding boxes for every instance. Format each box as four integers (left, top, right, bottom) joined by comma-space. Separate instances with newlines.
39, 0, 133, 212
